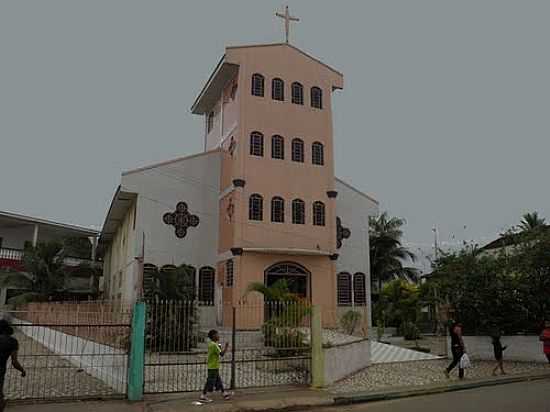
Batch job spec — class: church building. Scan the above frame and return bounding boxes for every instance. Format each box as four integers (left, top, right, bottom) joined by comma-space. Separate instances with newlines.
99, 19, 378, 329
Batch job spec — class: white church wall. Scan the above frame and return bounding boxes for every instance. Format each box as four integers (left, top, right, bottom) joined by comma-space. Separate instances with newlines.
335, 178, 378, 331
122, 151, 221, 277
104, 202, 138, 302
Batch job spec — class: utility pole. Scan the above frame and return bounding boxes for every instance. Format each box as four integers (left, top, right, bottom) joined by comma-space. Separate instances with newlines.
432, 226, 439, 261
432, 225, 448, 356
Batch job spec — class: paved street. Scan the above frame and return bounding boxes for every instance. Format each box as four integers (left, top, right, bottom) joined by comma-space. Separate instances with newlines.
307, 379, 550, 412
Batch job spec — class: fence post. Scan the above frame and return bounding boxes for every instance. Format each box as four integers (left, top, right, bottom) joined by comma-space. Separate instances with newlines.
311, 305, 325, 388
128, 301, 146, 401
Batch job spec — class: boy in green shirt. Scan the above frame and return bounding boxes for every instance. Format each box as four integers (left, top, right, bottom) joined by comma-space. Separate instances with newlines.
200, 329, 232, 402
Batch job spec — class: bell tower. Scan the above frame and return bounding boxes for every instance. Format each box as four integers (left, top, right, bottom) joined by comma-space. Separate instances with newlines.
191, 24, 343, 324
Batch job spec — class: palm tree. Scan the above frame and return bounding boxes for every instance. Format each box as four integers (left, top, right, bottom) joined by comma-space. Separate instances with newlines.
245, 279, 299, 302
144, 264, 198, 351
0, 240, 99, 305
369, 212, 419, 294
517, 212, 546, 233
0, 242, 67, 304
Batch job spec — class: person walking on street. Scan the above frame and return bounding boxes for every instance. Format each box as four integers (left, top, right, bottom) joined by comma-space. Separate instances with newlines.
491, 331, 507, 376
540, 320, 550, 364
200, 329, 233, 403
0, 319, 26, 412
445, 320, 466, 379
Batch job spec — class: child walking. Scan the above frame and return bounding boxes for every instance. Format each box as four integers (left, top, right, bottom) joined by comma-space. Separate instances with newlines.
200, 329, 233, 403
491, 332, 507, 376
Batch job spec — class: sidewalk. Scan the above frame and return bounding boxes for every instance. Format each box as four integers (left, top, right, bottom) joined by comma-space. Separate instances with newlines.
8, 371, 550, 412
8, 387, 332, 412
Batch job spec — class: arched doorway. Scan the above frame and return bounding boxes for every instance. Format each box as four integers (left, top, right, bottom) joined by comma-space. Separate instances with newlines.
264, 262, 310, 300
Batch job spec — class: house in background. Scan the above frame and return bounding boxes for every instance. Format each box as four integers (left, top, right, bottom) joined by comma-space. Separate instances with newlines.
0, 210, 100, 304
479, 226, 550, 257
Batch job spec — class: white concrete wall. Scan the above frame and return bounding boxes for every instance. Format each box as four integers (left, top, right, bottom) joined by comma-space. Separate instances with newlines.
335, 178, 378, 332
15, 319, 127, 393
104, 202, 139, 303
324, 339, 371, 385
450, 335, 548, 363
116, 152, 221, 299
126, 151, 221, 270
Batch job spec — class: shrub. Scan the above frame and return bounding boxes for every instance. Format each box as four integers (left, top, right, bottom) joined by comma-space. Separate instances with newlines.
400, 321, 420, 341
376, 323, 385, 341
340, 310, 362, 335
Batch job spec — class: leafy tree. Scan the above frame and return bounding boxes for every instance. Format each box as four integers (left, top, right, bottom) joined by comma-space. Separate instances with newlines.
376, 279, 419, 329
429, 244, 531, 334
510, 230, 550, 327
144, 264, 198, 351
369, 212, 419, 292
147, 264, 196, 301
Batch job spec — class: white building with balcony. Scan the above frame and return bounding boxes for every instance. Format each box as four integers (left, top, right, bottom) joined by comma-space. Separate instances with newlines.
0, 210, 100, 304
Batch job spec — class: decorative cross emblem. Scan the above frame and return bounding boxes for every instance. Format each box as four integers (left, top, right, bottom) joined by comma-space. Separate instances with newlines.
336, 217, 351, 249
163, 202, 200, 239
276, 6, 300, 44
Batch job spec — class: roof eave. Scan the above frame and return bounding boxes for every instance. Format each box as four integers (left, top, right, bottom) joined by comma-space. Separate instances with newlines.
0, 210, 99, 236
190, 56, 240, 115
98, 186, 138, 245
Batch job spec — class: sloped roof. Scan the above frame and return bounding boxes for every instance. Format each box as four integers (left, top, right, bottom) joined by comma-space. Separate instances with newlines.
0, 210, 98, 237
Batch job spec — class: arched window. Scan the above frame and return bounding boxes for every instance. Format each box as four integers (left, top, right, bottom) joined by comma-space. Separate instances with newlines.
207, 111, 214, 133
292, 199, 305, 224
313, 201, 326, 226
271, 196, 285, 223
226, 259, 234, 288
311, 87, 323, 109
337, 272, 352, 306
353, 273, 367, 306
291, 138, 304, 162
312, 142, 324, 165
249, 194, 263, 221
271, 135, 285, 159
265, 262, 309, 299
250, 131, 264, 156
251, 73, 264, 97
291, 82, 304, 105
272, 78, 284, 101
198, 267, 215, 304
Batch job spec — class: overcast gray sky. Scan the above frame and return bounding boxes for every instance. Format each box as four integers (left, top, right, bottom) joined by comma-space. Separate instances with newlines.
1, 1, 549, 266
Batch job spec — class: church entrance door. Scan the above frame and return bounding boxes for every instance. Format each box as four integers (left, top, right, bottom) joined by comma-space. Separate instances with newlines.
264, 262, 310, 300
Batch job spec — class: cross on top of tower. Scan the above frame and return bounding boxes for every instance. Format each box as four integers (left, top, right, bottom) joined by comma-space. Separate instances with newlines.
275, 5, 300, 44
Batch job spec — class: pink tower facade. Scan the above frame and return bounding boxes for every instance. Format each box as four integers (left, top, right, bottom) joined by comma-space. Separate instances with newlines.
192, 44, 345, 327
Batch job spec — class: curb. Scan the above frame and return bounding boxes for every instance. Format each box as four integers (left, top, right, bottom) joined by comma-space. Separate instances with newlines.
332, 372, 550, 406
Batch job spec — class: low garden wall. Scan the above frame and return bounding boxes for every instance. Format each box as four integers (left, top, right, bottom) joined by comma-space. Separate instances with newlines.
450, 335, 547, 363
323, 338, 370, 385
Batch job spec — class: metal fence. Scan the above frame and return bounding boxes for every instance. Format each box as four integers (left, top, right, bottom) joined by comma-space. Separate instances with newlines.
144, 300, 311, 394
2, 302, 132, 401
